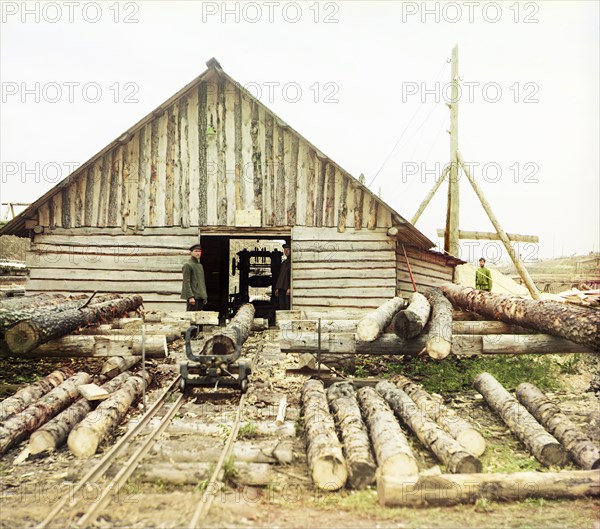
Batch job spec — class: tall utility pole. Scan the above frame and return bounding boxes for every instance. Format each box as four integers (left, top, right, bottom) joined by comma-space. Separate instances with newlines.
444, 45, 460, 258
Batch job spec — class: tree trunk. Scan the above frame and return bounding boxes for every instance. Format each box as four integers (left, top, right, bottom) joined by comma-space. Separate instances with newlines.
295, 352, 355, 372
392, 292, 431, 339
100, 356, 141, 378
0, 372, 91, 454
279, 319, 358, 335
326, 382, 376, 490
378, 469, 600, 507
21, 334, 167, 358
451, 321, 534, 335
356, 297, 404, 342
376, 381, 482, 473
357, 386, 419, 481
0, 370, 68, 422
202, 303, 255, 356
423, 288, 453, 359
0, 294, 119, 333
68, 371, 152, 458
440, 283, 600, 351
4, 295, 143, 355
473, 372, 567, 467
0, 293, 69, 309
301, 379, 348, 490
28, 372, 131, 455
516, 382, 600, 470
395, 375, 486, 456
77, 324, 182, 342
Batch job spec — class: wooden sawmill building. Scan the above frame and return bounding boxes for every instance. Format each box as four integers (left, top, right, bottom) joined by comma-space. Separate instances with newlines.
0, 59, 463, 315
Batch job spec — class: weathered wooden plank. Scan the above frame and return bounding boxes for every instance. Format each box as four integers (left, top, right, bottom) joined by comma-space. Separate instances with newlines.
240, 92, 254, 211
34, 234, 203, 248
367, 195, 378, 230
165, 103, 177, 226
179, 94, 190, 227
305, 148, 316, 227
337, 175, 348, 232
324, 163, 336, 227
296, 140, 309, 226
96, 154, 109, 226
199, 81, 209, 226
354, 187, 364, 229
286, 134, 299, 225
274, 124, 286, 226
84, 166, 94, 226
294, 252, 393, 263
293, 267, 396, 280
188, 85, 201, 225
315, 159, 326, 226
251, 101, 262, 214
293, 226, 389, 241
264, 112, 274, 226
292, 299, 391, 309
216, 77, 227, 225
136, 124, 149, 229
234, 84, 244, 211
36, 227, 200, 236
38, 202, 50, 227
107, 146, 121, 226
294, 287, 394, 298
155, 111, 168, 226
148, 118, 160, 226
294, 278, 397, 289
225, 80, 237, 226
31, 268, 180, 282
74, 175, 85, 228
121, 139, 130, 230
27, 278, 181, 295
294, 240, 393, 253
26, 253, 190, 271
61, 187, 71, 229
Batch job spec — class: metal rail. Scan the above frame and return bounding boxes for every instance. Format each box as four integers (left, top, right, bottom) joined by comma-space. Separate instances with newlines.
36, 376, 182, 529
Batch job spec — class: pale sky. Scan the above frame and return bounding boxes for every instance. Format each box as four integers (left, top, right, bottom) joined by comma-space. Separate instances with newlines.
1, 0, 598, 263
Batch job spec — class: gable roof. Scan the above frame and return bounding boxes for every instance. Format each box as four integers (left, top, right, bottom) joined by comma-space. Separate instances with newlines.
0, 58, 434, 249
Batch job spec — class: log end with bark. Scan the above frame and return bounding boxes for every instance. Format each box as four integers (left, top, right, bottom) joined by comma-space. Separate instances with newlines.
392, 292, 431, 340
356, 297, 404, 342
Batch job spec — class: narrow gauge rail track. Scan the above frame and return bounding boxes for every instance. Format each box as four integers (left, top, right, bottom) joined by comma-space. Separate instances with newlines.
36, 345, 260, 528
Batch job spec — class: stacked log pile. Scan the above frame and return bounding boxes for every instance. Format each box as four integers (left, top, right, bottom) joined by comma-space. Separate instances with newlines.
0, 293, 144, 356
0, 358, 149, 458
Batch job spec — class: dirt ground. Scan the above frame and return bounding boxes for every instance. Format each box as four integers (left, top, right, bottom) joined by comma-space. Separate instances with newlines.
0, 331, 599, 529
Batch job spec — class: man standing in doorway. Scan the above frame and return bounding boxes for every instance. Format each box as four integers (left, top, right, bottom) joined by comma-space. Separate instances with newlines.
475, 257, 493, 292
181, 244, 207, 311
274, 243, 291, 310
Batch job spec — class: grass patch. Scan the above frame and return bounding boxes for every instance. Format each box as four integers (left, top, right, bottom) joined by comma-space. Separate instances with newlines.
351, 354, 563, 393
238, 422, 258, 439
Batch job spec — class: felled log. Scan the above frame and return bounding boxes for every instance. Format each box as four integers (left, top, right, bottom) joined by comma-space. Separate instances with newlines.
451, 321, 534, 335
28, 372, 130, 455
252, 318, 269, 331
301, 379, 348, 490
327, 382, 376, 489
0, 294, 119, 333
4, 295, 143, 355
202, 303, 255, 356
392, 292, 431, 339
143, 311, 219, 325
357, 386, 418, 480
281, 332, 592, 356
295, 352, 355, 372
100, 356, 141, 378
0, 293, 71, 310
473, 372, 567, 466
422, 288, 453, 359
0, 372, 91, 454
378, 469, 600, 507
279, 319, 358, 335
0, 370, 68, 422
68, 370, 152, 458
377, 382, 481, 473
395, 375, 485, 456
440, 284, 600, 350
134, 462, 274, 487
516, 382, 600, 470
77, 325, 181, 343
356, 297, 404, 342
22, 334, 167, 358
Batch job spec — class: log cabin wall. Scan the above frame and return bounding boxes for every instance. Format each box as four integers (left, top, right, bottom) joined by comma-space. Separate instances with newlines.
396, 246, 455, 296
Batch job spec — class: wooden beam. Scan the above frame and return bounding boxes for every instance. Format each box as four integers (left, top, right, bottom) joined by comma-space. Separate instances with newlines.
457, 150, 541, 300
436, 229, 539, 243
444, 44, 460, 257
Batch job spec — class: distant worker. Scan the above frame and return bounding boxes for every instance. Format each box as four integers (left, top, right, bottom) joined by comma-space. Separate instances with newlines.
475, 257, 493, 292
181, 244, 207, 311
274, 243, 291, 310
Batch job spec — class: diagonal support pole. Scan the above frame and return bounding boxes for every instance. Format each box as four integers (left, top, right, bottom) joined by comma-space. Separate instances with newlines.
457, 150, 541, 300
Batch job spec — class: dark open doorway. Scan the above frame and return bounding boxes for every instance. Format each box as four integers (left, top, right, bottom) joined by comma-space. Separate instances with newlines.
200, 235, 290, 324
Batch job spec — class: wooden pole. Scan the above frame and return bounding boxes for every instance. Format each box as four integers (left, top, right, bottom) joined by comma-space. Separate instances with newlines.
436, 229, 539, 243
444, 44, 460, 258
411, 165, 449, 225
457, 151, 541, 300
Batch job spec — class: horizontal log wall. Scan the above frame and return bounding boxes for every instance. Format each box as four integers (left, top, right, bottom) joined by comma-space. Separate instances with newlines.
291, 226, 396, 312
31, 71, 392, 232
396, 246, 454, 296
26, 228, 198, 311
